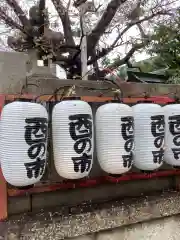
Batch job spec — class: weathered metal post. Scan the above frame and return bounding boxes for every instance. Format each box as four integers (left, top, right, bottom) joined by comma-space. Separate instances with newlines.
79, 1, 95, 80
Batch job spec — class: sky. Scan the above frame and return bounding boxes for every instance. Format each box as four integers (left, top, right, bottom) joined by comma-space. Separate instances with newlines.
0, 0, 164, 78
54, 0, 152, 63
44, 0, 151, 77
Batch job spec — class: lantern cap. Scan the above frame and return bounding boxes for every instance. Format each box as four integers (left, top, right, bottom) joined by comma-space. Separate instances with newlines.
14, 184, 34, 190
166, 97, 179, 104
166, 102, 177, 105
15, 98, 33, 102
106, 99, 122, 103
140, 170, 155, 174
173, 166, 180, 169
136, 100, 154, 103
108, 174, 123, 177
63, 96, 81, 101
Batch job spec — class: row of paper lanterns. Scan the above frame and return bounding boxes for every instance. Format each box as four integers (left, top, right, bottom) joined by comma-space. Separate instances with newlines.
0, 100, 179, 187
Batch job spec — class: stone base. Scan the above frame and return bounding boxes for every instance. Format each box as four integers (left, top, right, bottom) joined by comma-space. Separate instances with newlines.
2, 190, 180, 239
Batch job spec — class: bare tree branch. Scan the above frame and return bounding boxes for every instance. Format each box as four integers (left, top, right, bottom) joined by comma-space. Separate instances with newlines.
87, 0, 128, 54
87, 48, 110, 65
51, 0, 75, 46
37, 0, 48, 63
0, 7, 27, 34
108, 42, 149, 69
5, 0, 31, 29
74, 0, 87, 8
38, 0, 46, 36
67, 0, 71, 10
88, 10, 172, 65
110, 10, 170, 47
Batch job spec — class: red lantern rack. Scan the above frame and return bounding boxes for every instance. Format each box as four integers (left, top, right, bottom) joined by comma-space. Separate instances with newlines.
0, 93, 178, 220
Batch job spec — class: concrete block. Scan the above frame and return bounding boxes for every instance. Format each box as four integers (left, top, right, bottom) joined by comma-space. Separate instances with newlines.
69, 235, 94, 240
31, 178, 172, 211
0, 51, 27, 93
8, 196, 31, 215
96, 216, 180, 240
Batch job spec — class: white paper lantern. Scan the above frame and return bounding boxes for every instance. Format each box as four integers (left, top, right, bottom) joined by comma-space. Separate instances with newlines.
0, 101, 48, 187
163, 104, 180, 166
95, 102, 134, 174
52, 100, 93, 179
133, 103, 165, 171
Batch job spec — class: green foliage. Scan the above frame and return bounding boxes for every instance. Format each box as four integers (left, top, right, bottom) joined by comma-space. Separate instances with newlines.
167, 69, 180, 84
94, 7, 180, 82
149, 8, 180, 75
101, 57, 111, 67
116, 65, 128, 80
134, 56, 167, 73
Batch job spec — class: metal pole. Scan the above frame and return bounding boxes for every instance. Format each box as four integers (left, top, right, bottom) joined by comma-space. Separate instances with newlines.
80, 5, 88, 80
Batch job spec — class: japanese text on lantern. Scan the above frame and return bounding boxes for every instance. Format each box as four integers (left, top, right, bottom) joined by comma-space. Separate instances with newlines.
168, 115, 180, 160
151, 115, 165, 164
121, 116, 134, 168
24, 117, 48, 179
69, 114, 93, 173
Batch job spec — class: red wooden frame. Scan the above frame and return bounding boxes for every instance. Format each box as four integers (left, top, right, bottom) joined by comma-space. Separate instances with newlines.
0, 95, 7, 221
0, 93, 177, 220
7, 170, 180, 197
4, 94, 175, 104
